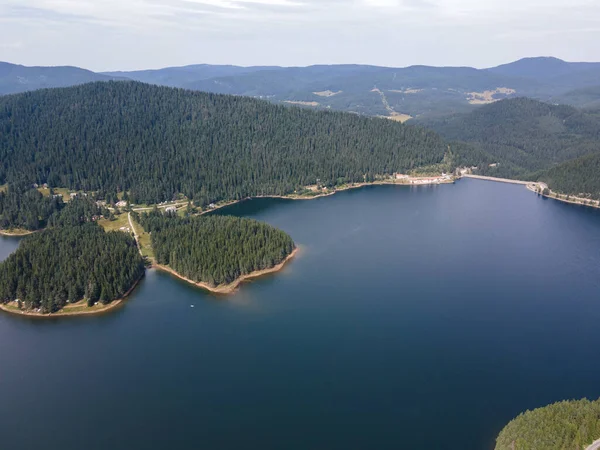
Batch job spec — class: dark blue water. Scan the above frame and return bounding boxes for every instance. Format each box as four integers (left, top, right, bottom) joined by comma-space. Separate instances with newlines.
1, 179, 600, 450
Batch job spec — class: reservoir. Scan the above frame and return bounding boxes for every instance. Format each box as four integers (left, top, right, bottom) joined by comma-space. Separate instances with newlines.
1, 178, 600, 450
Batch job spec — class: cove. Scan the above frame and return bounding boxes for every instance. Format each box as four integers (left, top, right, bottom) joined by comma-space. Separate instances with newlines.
1, 178, 600, 450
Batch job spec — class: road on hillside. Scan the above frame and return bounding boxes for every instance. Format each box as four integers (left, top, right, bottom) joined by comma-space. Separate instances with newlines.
128, 212, 142, 255
586, 438, 600, 450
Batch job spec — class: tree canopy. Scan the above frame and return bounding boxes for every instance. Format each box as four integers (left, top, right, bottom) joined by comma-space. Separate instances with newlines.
139, 210, 295, 287
0, 223, 145, 313
495, 399, 600, 450
0, 81, 447, 206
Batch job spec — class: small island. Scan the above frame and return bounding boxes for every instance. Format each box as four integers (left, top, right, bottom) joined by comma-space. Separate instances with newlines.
138, 211, 297, 294
495, 398, 600, 450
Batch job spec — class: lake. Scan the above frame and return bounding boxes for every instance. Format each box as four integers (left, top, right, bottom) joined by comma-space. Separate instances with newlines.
1, 178, 600, 450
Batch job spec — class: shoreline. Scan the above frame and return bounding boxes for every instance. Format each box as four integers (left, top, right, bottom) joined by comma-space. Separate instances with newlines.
461, 174, 600, 210
525, 183, 600, 210
0, 272, 145, 318
154, 246, 299, 294
202, 178, 454, 215
0, 229, 36, 237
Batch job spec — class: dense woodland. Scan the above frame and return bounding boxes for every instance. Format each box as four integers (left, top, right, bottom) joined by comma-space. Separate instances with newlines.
538, 153, 600, 199
420, 98, 600, 175
0, 184, 64, 230
139, 211, 295, 286
0, 187, 112, 231
0, 81, 447, 205
0, 223, 145, 313
495, 399, 600, 450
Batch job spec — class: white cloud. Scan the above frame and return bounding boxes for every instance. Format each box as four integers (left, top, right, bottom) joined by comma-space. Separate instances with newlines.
0, 0, 599, 70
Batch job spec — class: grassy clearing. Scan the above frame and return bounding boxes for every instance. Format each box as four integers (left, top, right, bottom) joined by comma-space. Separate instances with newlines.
98, 213, 130, 233
128, 215, 154, 260
37, 187, 72, 202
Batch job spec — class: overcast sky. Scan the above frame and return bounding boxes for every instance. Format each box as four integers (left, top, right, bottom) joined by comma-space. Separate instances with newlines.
0, 0, 599, 71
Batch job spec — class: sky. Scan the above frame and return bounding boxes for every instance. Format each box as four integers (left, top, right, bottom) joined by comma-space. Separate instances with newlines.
0, 0, 599, 71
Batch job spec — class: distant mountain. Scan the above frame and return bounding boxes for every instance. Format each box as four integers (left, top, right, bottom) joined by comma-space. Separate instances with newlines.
418, 97, 600, 177
0, 62, 123, 95
3, 57, 600, 118
103, 64, 276, 88
552, 85, 600, 108
488, 57, 581, 79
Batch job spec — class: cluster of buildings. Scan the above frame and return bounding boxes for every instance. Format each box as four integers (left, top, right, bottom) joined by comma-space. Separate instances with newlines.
395, 173, 453, 185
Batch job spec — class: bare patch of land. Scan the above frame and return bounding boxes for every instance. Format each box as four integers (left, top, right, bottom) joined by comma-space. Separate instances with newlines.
467, 87, 516, 105
389, 88, 423, 94
313, 90, 342, 97
154, 247, 299, 295
0, 228, 35, 237
283, 100, 319, 107
384, 112, 413, 123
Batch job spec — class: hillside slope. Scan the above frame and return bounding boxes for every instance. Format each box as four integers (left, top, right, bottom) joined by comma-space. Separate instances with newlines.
0, 62, 122, 95
0, 81, 447, 205
418, 97, 600, 178
5, 58, 600, 118
538, 152, 600, 199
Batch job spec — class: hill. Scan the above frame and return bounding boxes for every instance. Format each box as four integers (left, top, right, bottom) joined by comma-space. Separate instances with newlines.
4, 57, 600, 118
418, 97, 600, 178
495, 398, 600, 450
103, 64, 276, 88
0, 62, 122, 95
538, 152, 600, 199
552, 85, 600, 109
0, 81, 447, 205
487, 56, 600, 80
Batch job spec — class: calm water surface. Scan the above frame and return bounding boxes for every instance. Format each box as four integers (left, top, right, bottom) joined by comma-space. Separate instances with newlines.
1, 179, 600, 450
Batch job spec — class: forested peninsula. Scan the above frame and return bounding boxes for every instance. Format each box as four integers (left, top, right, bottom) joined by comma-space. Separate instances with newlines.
0, 223, 145, 315
138, 211, 296, 293
495, 399, 600, 450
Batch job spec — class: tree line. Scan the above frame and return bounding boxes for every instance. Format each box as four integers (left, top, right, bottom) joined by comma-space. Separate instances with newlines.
138, 210, 295, 287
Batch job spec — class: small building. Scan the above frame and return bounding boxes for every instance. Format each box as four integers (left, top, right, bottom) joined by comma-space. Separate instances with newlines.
165, 206, 177, 213
208, 203, 216, 209
115, 200, 128, 208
